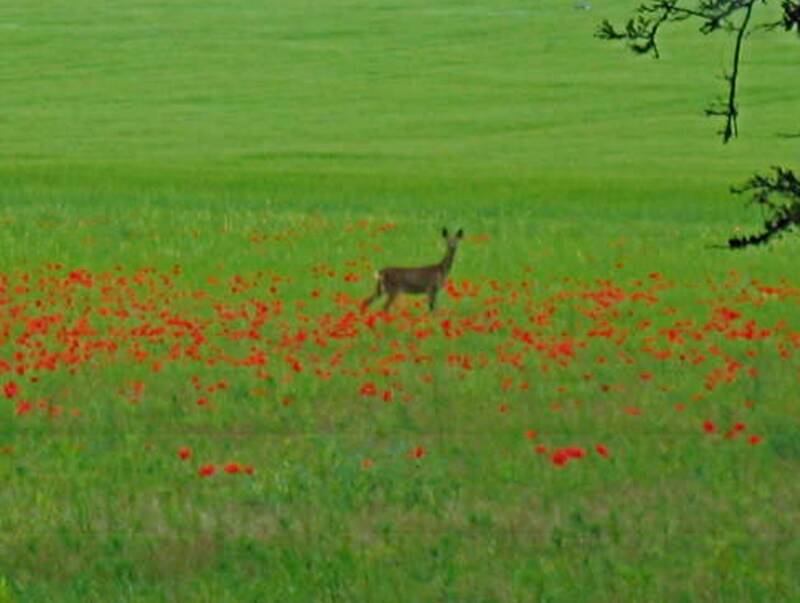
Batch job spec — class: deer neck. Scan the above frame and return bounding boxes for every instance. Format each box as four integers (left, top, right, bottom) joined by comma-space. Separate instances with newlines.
439, 246, 457, 276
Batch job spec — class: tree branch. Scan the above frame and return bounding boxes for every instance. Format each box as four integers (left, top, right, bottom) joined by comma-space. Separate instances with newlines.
782, 0, 800, 31
705, 0, 756, 142
727, 167, 800, 248
598, 1, 800, 249
597, 0, 763, 143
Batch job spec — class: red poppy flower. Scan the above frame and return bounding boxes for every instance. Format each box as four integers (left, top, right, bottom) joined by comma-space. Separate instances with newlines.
360, 382, 377, 397
564, 447, 586, 459
409, 445, 426, 460
3, 381, 19, 399
198, 464, 216, 477
178, 446, 192, 461
224, 463, 241, 474
595, 444, 610, 458
703, 420, 716, 434
748, 435, 762, 446
551, 450, 569, 467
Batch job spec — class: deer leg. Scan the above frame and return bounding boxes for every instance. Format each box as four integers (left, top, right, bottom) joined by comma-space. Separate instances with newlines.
362, 290, 381, 310
362, 280, 383, 311
427, 289, 438, 311
383, 291, 398, 311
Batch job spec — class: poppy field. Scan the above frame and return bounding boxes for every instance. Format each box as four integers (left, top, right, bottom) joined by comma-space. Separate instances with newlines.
3, 0, 800, 601
1, 205, 799, 602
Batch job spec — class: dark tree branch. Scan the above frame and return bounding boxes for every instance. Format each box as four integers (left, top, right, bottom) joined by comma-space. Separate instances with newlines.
597, 0, 763, 142
596, 11, 669, 58
596, 0, 756, 52
727, 167, 800, 248
753, 1, 800, 32
782, 0, 800, 31
705, 0, 756, 142
597, 0, 799, 250
596, 1, 701, 59
733, 166, 800, 205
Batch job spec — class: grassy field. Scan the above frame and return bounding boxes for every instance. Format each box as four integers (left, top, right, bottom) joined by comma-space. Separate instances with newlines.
1, 1, 799, 601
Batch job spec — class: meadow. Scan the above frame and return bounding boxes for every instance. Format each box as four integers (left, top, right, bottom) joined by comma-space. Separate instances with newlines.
1, 1, 799, 601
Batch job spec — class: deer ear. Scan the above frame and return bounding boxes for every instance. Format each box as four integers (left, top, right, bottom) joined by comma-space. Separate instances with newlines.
456, 228, 464, 238
442, 228, 448, 238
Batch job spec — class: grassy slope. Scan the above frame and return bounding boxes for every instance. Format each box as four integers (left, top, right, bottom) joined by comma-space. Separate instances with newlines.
1, 1, 799, 602
2, 1, 796, 200
1, 1, 797, 276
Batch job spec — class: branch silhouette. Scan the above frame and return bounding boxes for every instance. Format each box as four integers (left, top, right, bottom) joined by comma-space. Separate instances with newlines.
597, 0, 800, 248
727, 168, 800, 248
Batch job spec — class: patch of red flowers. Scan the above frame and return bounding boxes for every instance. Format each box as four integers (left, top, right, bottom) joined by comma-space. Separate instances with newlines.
198, 462, 254, 477
550, 446, 587, 468
359, 382, 377, 397
409, 445, 427, 460
198, 464, 216, 477
3, 381, 19, 399
15, 401, 33, 416
0, 261, 791, 485
551, 449, 569, 467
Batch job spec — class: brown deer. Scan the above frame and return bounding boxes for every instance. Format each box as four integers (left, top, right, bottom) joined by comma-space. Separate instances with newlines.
362, 228, 464, 312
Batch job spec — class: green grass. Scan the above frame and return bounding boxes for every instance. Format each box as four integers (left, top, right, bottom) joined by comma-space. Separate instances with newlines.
1, 1, 799, 601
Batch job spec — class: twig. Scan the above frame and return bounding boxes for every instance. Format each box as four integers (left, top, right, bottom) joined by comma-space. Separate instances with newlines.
706, 0, 756, 142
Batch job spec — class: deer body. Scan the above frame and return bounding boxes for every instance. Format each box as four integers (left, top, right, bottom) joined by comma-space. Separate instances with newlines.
362, 228, 463, 312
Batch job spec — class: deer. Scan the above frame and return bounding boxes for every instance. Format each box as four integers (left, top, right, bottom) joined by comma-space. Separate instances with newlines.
362, 227, 464, 312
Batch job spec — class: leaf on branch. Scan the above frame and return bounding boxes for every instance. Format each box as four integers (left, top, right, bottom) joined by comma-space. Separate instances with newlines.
784, 0, 800, 32
727, 167, 800, 249
596, 16, 662, 57
596, 20, 627, 40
